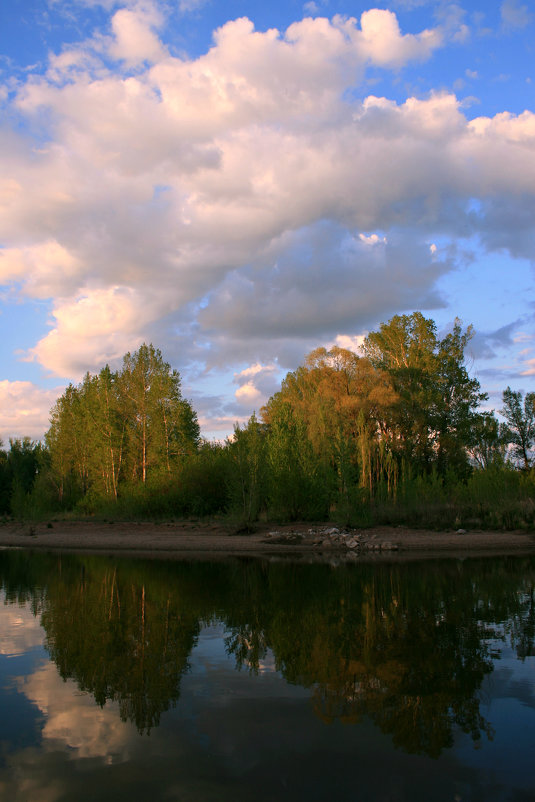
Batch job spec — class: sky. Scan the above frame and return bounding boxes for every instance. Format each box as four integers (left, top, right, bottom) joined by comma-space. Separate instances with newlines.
0, 0, 534, 442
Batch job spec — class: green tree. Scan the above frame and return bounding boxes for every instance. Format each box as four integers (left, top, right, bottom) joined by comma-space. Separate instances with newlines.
6, 438, 43, 517
469, 412, 507, 469
363, 313, 485, 478
227, 413, 268, 527
44, 344, 200, 508
265, 402, 328, 520
433, 319, 487, 477
121, 344, 199, 483
82, 366, 126, 499
46, 383, 91, 504
262, 347, 396, 501
363, 313, 441, 471
501, 387, 535, 470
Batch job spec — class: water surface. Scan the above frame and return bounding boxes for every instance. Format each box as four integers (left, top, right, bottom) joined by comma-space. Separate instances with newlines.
1, 550, 534, 801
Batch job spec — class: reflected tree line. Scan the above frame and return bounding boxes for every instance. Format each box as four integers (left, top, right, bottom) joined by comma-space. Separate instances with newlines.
1, 552, 535, 755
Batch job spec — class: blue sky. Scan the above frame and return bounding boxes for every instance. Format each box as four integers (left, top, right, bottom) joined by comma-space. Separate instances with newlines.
0, 0, 534, 441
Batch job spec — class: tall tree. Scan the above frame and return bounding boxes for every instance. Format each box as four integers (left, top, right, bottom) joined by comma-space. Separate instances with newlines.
262, 346, 396, 494
433, 320, 487, 477
363, 313, 440, 471
45, 344, 200, 504
121, 344, 199, 483
501, 387, 535, 470
228, 413, 268, 526
46, 384, 91, 502
363, 313, 485, 477
83, 367, 126, 499
468, 412, 507, 470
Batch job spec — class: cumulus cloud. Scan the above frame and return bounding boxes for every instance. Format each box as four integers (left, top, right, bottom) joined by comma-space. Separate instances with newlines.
0, 382, 64, 443
357, 9, 443, 68
108, 4, 166, 65
27, 286, 159, 378
233, 363, 280, 409
333, 334, 366, 352
1, 4, 535, 436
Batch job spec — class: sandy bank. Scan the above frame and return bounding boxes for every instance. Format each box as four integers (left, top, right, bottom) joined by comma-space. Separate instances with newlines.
1, 520, 534, 562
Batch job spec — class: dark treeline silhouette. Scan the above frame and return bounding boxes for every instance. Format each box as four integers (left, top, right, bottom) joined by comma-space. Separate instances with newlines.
2, 314, 534, 528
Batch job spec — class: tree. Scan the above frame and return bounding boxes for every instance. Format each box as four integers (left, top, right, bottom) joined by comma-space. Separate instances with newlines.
433, 320, 487, 477
262, 346, 396, 498
363, 313, 485, 478
4, 438, 43, 516
501, 387, 535, 470
468, 412, 507, 469
46, 383, 92, 503
265, 402, 328, 520
227, 413, 268, 527
45, 344, 200, 506
83, 367, 126, 499
121, 344, 199, 483
363, 313, 442, 471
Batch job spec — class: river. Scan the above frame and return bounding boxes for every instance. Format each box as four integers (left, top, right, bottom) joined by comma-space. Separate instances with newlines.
1, 549, 534, 801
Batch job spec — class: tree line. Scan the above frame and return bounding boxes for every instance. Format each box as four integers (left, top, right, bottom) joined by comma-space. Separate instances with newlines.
1, 313, 534, 528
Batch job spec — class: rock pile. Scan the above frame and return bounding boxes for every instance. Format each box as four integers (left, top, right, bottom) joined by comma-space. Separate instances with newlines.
262, 526, 399, 552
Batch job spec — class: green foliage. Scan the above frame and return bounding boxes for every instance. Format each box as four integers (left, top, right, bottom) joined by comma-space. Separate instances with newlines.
469, 412, 507, 469
41, 343, 200, 514
265, 402, 330, 520
227, 414, 268, 527
0, 438, 44, 517
501, 387, 535, 469
363, 313, 486, 478
8, 319, 535, 528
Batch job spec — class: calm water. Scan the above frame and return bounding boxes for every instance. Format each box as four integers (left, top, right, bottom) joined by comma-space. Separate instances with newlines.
1, 550, 535, 801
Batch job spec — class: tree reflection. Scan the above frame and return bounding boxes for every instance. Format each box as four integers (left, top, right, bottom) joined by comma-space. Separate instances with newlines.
1, 551, 535, 752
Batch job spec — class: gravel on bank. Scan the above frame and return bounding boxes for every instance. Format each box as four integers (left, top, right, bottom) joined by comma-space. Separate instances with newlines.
0, 520, 534, 562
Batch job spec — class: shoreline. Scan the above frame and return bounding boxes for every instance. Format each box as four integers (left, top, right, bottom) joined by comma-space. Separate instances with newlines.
1, 520, 535, 562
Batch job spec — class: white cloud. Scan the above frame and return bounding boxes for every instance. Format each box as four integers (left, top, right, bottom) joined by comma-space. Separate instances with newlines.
26, 286, 160, 378
233, 363, 279, 409
359, 233, 387, 245
1, 6, 535, 436
108, 5, 166, 65
303, 2, 321, 15
235, 383, 262, 405
358, 9, 443, 68
333, 334, 366, 353
0, 381, 64, 443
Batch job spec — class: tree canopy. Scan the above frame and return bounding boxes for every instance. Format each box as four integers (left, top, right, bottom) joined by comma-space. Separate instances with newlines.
45, 344, 199, 504
4, 315, 534, 528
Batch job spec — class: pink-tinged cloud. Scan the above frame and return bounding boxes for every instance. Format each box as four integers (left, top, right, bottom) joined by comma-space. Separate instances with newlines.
0, 381, 64, 443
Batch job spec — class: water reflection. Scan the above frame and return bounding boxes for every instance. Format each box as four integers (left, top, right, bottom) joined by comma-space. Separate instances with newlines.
1, 552, 535, 754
